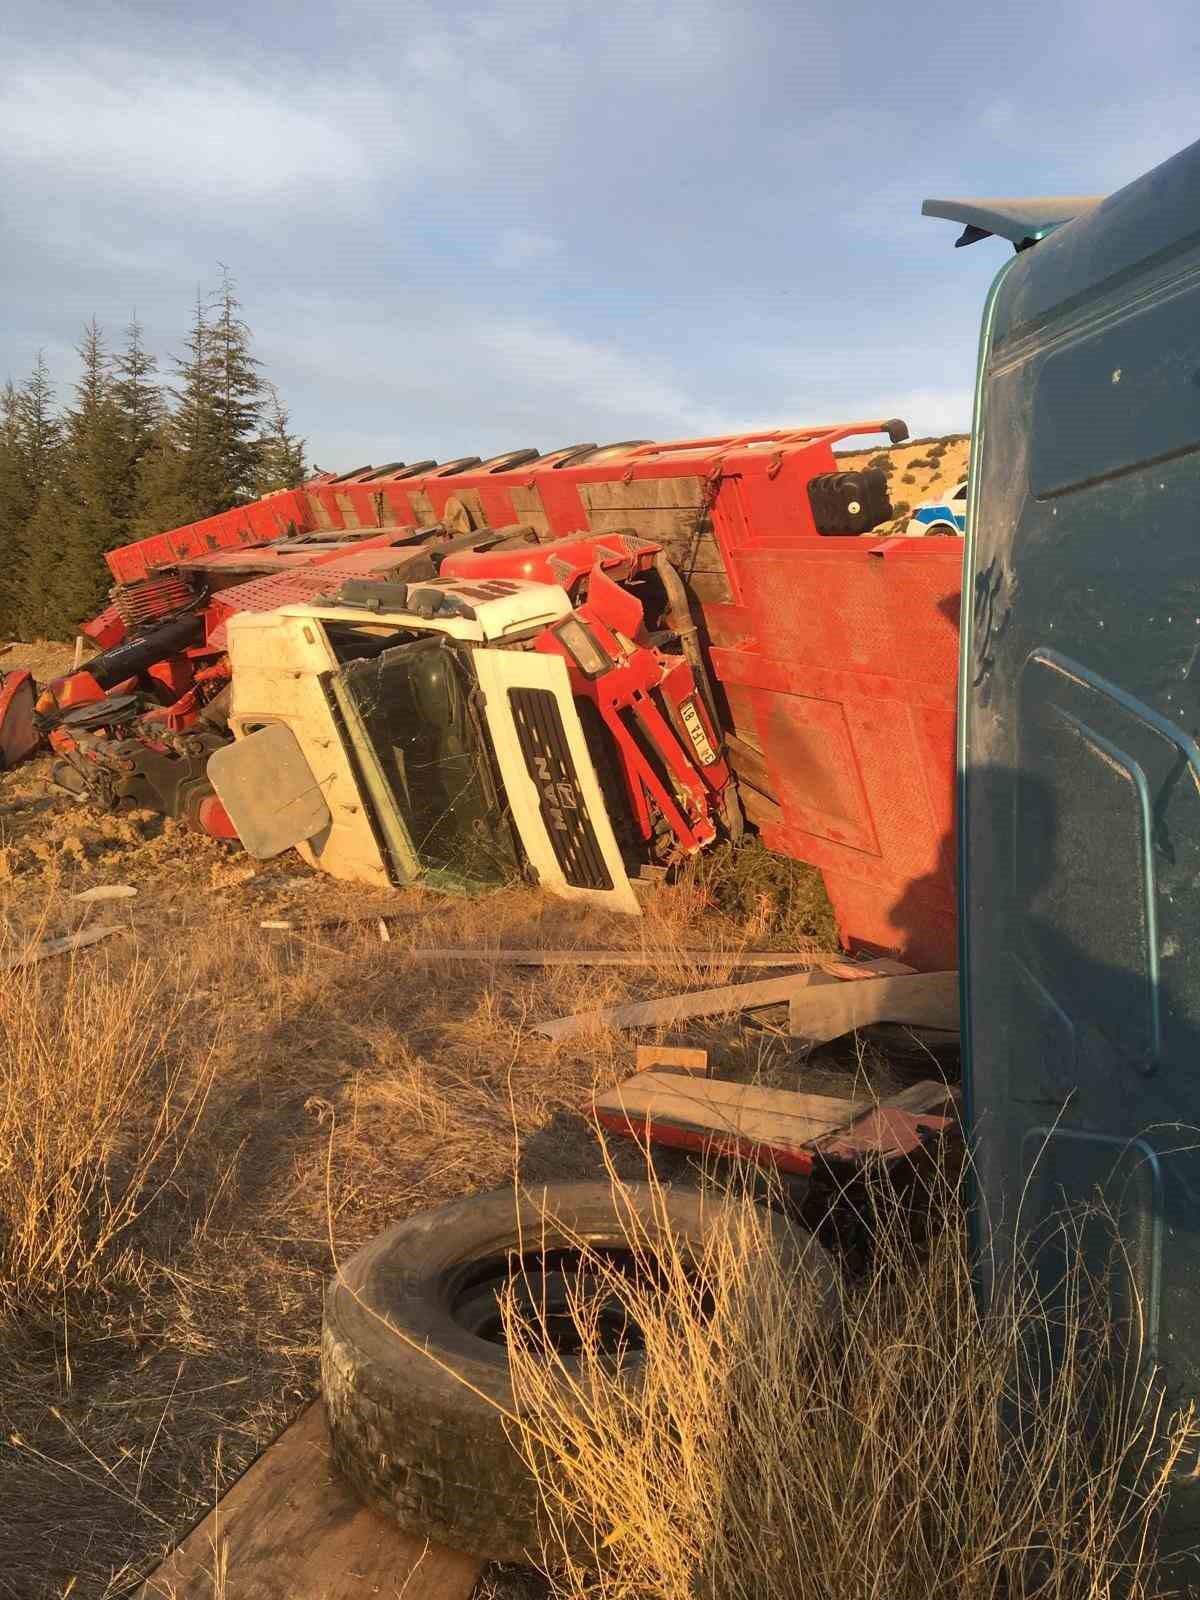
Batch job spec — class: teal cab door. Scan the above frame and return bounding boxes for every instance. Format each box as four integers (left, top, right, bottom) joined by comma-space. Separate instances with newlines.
949, 137, 1200, 1538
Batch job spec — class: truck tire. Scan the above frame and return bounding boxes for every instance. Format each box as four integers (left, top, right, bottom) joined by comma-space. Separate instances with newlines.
322, 1181, 833, 1561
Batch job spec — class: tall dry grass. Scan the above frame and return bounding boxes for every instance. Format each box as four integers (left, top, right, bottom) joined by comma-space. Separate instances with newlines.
0, 922, 216, 1322
502, 1149, 1198, 1600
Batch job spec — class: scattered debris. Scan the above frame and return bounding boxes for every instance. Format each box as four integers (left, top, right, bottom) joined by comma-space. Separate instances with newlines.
635, 1043, 709, 1077
259, 906, 422, 933
404, 945, 819, 969
787, 969, 959, 1044
134, 1402, 480, 1600
535, 956, 906, 1041
593, 1071, 957, 1175
814, 1079, 958, 1164
73, 883, 138, 902
0, 925, 121, 971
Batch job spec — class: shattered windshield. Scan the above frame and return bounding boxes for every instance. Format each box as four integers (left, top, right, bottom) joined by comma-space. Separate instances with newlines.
332, 639, 519, 887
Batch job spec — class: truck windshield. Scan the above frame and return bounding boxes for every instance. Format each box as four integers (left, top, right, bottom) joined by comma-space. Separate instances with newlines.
332, 639, 519, 887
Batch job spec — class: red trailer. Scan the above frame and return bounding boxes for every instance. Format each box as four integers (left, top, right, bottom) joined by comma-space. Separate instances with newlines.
40, 423, 961, 967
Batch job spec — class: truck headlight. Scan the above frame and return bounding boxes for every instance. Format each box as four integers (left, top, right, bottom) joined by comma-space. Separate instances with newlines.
553, 617, 611, 678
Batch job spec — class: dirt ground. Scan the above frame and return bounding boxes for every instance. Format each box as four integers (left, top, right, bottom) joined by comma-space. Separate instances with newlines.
0, 714, 917, 1599
0, 445, 965, 1599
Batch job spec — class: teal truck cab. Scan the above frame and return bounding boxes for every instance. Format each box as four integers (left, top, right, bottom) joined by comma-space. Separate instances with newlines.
934, 137, 1200, 1548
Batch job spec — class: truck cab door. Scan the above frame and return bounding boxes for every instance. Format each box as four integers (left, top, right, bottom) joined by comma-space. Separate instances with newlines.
959, 136, 1200, 1540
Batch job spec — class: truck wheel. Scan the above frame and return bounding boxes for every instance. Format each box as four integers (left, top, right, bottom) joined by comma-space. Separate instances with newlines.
322, 1181, 833, 1561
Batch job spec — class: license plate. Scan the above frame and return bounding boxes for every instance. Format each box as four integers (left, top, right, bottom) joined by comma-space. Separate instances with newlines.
679, 698, 718, 766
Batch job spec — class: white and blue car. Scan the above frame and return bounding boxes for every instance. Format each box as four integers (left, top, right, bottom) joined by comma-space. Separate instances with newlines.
904, 480, 967, 536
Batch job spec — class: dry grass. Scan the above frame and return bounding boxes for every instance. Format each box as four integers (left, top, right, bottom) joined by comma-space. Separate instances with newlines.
0, 828, 839, 1599
0, 920, 216, 1322
503, 1150, 1198, 1600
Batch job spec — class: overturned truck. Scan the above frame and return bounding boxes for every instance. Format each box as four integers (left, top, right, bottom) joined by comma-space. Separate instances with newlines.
21, 421, 962, 966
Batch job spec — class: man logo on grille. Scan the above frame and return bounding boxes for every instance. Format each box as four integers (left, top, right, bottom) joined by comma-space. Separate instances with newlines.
532, 755, 578, 830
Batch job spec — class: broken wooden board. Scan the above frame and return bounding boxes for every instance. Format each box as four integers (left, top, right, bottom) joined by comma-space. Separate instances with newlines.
536, 956, 907, 1040
594, 1069, 862, 1174
788, 970, 959, 1045
814, 1078, 959, 1164
0, 925, 121, 972
404, 947, 817, 970
594, 1072, 957, 1175
635, 1043, 709, 1077
135, 1401, 481, 1600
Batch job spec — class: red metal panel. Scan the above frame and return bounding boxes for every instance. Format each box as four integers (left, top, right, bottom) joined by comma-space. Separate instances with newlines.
204, 571, 345, 648
105, 490, 316, 583
710, 532, 961, 968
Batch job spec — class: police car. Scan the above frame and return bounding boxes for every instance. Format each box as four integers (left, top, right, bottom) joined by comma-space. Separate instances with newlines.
904, 480, 967, 536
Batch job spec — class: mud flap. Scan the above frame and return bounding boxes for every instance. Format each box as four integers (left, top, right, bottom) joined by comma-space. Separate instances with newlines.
472, 649, 641, 915
0, 670, 38, 769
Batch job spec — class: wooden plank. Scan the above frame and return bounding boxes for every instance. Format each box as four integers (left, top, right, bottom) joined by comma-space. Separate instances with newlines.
537, 968, 836, 1040
507, 484, 552, 538
594, 1069, 862, 1174
724, 732, 777, 802
135, 1402, 480, 1600
820, 957, 916, 981
635, 1044, 709, 1076
0, 925, 121, 972
403, 947, 819, 970
739, 785, 784, 829
536, 957, 914, 1041
406, 489, 439, 527
816, 1080, 959, 1164
333, 491, 363, 529
579, 476, 704, 511
788, 970, 959, 1045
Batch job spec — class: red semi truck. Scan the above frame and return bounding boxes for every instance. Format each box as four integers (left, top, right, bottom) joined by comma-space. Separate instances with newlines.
25, 420, 961, 966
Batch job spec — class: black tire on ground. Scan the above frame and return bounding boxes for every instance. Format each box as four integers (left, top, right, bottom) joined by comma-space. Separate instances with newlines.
321, 1180, 834, 1562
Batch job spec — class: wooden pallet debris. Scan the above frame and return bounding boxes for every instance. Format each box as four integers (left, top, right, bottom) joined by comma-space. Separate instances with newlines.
135, 1401, 480, 1600
788, 970, 959, 1045
594, 1070, 862, 1173
593, 1071, 957, 1176
635, 1043, 709, 1077
814, 1079, 958, 1163
402, 946, 819, 970
535, 956, 913, 1041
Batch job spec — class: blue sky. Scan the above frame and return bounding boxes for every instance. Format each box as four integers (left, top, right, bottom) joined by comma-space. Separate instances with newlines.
2, 0, 1197, 470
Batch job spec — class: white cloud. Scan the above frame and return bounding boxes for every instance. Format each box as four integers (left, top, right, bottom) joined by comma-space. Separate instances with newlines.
875, 386, 973, 438
257, 293, 726, 464
0, 52, 460, 212
491, 229, 563, 270
977, 97, 1017, 135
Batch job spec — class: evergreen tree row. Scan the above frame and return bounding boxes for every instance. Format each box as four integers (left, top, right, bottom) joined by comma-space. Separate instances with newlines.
0, 269, 306, 641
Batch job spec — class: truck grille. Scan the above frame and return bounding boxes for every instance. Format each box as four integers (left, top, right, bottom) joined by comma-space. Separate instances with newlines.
508, 688, 613, 891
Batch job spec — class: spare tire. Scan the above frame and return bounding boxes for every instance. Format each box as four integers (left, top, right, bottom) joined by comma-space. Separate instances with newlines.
322, 1181, 833, 1561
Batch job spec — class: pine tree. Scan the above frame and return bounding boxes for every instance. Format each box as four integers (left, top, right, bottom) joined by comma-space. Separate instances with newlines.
50, 321, 130, 631
0, 382, 29, 637
129, 423, 195, 538
112, 316, 164, 508
167, 287, 225, 523
0, 354, 62, 639
209, 267, 265, 504
254, 384, 306, 494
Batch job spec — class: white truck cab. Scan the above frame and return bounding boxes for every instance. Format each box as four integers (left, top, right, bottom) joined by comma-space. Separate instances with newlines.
215, 577, 641, 914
